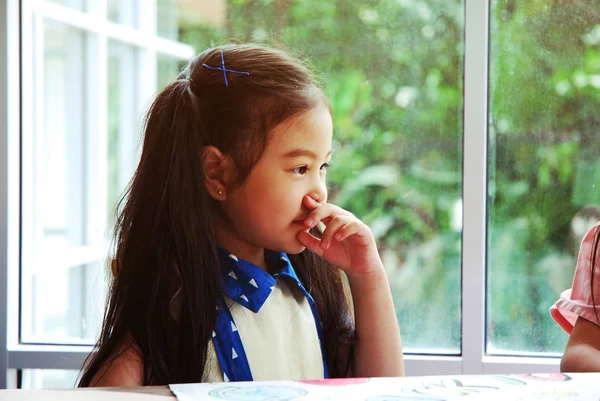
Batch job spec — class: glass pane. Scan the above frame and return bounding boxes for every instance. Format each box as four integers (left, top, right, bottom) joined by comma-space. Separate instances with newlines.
41, 22, 86, 249
177, 0, 465, 353
22, 21, 107, 344
20, 370, 80, 389
108, 40, 137, 225
108, 0, 137, 27
488, 1, 600, 354
24, 261, 107, 344
47, 0, 85, 12
157, 54, 183, 90
157, 0, 178, 40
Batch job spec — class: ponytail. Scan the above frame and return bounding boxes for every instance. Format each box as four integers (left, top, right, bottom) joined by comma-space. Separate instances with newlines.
79, 79, 221, 385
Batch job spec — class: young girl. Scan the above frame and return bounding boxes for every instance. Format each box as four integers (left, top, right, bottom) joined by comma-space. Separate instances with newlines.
78, 44, 404, 386
550, 222, 600, 371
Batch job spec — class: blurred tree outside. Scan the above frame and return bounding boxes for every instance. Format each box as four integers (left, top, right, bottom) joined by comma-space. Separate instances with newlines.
488, 0, 600, 353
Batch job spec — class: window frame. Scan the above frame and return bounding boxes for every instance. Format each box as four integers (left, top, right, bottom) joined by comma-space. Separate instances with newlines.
0, 0, 563, 389
0, 0, 21, 390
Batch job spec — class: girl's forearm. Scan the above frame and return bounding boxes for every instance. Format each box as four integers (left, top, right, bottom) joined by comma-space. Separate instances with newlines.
348, 265, 404, 377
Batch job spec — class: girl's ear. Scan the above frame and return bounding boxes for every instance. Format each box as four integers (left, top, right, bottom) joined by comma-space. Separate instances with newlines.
201, 146, 236, 201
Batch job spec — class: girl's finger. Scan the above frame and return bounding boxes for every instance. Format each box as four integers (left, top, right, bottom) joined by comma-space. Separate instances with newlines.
302, 196, 354, 228
320, 215, 351, 249
333, 220, 360, 242
297, 230, 324, 257
303, 203, 333, 228
302, 195, 320, 209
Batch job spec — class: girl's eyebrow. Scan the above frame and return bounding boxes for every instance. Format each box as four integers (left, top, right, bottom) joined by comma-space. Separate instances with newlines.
282, 149, 333, 159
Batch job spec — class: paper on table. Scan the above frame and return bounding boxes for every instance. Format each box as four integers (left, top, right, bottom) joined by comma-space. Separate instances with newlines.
462, 377, 598, 401
169, 374, 599, 401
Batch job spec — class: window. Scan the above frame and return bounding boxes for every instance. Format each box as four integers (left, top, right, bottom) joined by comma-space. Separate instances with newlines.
20, 19, 105, 345
19, 0, 193, 345
487, 0, 600, 356
3, 0, 594, 389
0, 0, 194, 388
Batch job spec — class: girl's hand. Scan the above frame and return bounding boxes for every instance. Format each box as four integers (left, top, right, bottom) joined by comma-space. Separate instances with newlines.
297, 195, 383, 278
298, 196, 405, 378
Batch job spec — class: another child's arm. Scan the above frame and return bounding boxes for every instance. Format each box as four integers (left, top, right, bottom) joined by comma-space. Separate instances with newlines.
561, 316, 600, 372
550, 223, 600, 372
298, 196, 404, 377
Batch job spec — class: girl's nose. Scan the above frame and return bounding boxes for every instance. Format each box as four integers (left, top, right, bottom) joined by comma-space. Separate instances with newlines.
309, 179, 327, 204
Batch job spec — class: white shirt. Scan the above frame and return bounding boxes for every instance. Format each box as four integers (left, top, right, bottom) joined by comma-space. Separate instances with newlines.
202, 249, 326, 382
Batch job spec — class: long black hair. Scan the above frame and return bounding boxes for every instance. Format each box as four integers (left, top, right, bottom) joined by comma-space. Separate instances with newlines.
78, 44, 354, 386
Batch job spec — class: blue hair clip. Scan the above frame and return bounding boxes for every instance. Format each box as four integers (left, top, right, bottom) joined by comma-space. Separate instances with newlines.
202, 50, 249, 87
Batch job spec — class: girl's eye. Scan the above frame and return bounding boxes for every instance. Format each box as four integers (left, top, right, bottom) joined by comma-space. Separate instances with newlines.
320, 163, 330, 171
293, 166, 308, 175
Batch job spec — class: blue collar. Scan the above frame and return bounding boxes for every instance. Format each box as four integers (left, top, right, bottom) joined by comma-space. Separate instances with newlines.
218, 247, 311, 313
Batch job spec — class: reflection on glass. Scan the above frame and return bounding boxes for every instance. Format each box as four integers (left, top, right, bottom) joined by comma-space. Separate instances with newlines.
177, 0, 465, 353
488, 1, 600, 354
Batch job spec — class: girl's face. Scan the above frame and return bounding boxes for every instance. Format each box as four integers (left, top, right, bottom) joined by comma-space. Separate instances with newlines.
218, 104, 333, 264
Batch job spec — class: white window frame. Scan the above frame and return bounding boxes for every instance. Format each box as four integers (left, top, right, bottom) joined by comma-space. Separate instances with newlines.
0, 0, 562, 389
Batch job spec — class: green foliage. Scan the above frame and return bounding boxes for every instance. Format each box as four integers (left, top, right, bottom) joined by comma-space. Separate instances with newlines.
176, 0, 600, 354
488, 0, 600, 353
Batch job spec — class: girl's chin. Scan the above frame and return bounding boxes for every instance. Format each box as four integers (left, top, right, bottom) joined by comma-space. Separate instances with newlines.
263, 237, 305, 255
287, 245, 306, 255
281, 239, 307, 255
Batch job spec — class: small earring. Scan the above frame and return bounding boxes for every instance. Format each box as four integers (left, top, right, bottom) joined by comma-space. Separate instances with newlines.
217, 188, 223, 196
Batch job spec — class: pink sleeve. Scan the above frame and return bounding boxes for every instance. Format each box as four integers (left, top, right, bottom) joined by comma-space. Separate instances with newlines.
550, 224, 600, 334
